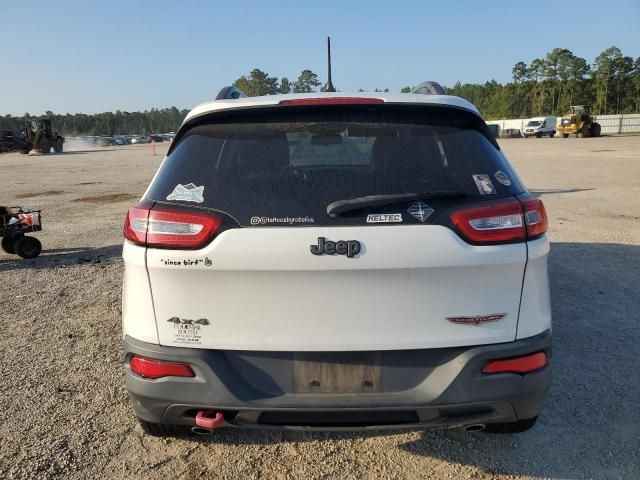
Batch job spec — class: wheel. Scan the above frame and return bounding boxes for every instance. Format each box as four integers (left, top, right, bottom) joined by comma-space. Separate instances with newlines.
1, 234, 23, 254
562, 134, 569, 138
590, 123, 601, 137
14, 236, 42, 259
482, 416, 538, 434
137, 418, 191, 437
549, 132, 555, 138
54, 138, 63, 153
580, 125, 590, 138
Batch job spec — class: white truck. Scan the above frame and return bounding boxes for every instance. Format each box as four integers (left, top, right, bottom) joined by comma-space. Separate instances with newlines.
523, 116, 557, 138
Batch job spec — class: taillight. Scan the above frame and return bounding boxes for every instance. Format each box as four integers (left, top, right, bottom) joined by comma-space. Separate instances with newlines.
521, 198, 548, 239
279, 97, 384, 105
450, 198, 526, 244
482, 351, 547, 374
123, 203, 151, 246
124, 203, 221, 249
450, 197, 549, 244
130, 355, 195, 379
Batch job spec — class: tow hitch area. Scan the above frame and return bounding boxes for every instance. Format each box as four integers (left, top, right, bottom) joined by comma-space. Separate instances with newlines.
192, 410, 224, 435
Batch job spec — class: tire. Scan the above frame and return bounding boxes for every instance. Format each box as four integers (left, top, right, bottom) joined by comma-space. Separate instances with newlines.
562, 134, 569, 138
549, 131, 555, 138
580, 125, 590, 138
54, 138, 63, 153
14, 236, 42, 259
137, 418, 192, 437
1, 234, 23, 254
590, 123, 601, 137
482, 416, 538, 434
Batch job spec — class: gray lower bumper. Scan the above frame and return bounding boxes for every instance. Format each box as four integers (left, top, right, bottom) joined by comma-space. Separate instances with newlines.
124, 331, 551, 431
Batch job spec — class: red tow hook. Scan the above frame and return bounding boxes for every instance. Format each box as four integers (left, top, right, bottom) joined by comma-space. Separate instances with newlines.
195, 410, 224, 430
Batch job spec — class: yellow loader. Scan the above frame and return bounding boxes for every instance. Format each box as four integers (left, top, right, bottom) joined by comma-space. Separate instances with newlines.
556, 105, 601, 138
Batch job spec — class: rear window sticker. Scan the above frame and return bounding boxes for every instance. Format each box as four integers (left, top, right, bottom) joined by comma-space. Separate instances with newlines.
472, 174, 496, 195
366, 213, 403, 223
166, 183, 204, 203
494, 171, 512, 187
407, 202, 434, 222
250, 216, 314, 225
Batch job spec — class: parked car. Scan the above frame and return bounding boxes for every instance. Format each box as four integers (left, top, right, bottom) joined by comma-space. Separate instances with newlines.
131, 135, 151, 144
523, 117, 556, 138
122, 87, 551, 436
500, 128, 523, 138
0, 130, 31, 153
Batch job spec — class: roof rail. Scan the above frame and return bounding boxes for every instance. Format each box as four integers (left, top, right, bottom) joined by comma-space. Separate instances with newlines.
215, 86, 247, 100
410, 81, 446, 95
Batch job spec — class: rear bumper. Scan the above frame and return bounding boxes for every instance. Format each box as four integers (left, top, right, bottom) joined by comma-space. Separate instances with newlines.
124, 330, 551, 431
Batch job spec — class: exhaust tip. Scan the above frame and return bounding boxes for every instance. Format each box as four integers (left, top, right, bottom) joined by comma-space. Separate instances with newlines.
465, 424, 486, 432
191, 426, 214, 436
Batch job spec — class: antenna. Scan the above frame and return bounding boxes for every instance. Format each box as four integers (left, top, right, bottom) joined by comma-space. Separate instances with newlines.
325, 36, 336, 92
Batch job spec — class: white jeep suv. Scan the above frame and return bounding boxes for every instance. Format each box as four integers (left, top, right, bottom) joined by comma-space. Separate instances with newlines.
122, 87, 551, 436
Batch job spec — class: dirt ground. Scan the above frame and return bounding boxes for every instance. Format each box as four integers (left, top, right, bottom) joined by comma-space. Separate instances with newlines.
1, 137, 639, 479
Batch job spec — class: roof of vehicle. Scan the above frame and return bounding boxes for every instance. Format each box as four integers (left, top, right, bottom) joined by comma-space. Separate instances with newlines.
184, 91, 481, 124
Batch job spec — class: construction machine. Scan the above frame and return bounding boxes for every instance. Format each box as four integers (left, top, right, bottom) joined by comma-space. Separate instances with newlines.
556, 105, 601, 138
24, 119, 64, 154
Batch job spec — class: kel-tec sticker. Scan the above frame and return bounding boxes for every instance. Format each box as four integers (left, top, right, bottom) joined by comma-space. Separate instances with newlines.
166, 183, 204, 203
407, 202, 434, 222
472, 174, 496, 195
366, 213, 402, 223
494, 171, 512, 186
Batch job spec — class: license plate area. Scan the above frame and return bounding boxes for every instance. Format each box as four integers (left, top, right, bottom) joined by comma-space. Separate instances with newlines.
293, 352, 381, 393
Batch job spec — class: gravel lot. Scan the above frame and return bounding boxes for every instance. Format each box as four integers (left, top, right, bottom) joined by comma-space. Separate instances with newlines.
1, 137, 639, 479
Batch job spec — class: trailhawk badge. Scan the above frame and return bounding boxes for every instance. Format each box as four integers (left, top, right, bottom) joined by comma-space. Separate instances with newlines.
407, 201, 434, 222
166, 183, 205, 203
447, 314, 506, 326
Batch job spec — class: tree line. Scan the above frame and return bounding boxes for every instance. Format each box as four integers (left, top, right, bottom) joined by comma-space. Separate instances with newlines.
230, 47, 640, 119
447, 46, 640, 119
1, 46, 637, 136
0, 107, 190, 136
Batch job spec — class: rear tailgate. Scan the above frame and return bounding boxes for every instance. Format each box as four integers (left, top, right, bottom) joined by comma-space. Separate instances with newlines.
141, 104, 528, 351
147, 225, 525, 350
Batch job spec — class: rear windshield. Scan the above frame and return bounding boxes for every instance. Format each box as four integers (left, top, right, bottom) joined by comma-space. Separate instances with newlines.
145, 106, 523, 226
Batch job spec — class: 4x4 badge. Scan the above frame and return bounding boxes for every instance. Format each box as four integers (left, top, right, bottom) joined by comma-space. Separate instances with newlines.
407, 201, 434, 222
167, 317, 209, 326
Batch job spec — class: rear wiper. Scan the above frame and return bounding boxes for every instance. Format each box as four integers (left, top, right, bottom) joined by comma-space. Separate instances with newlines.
326, 192, 467, 217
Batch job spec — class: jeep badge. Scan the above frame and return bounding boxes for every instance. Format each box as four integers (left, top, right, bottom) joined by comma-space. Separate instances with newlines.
310, 237, 361, 258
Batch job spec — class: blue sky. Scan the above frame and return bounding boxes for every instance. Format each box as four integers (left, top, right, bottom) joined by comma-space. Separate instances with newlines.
1, 0, 638, 115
